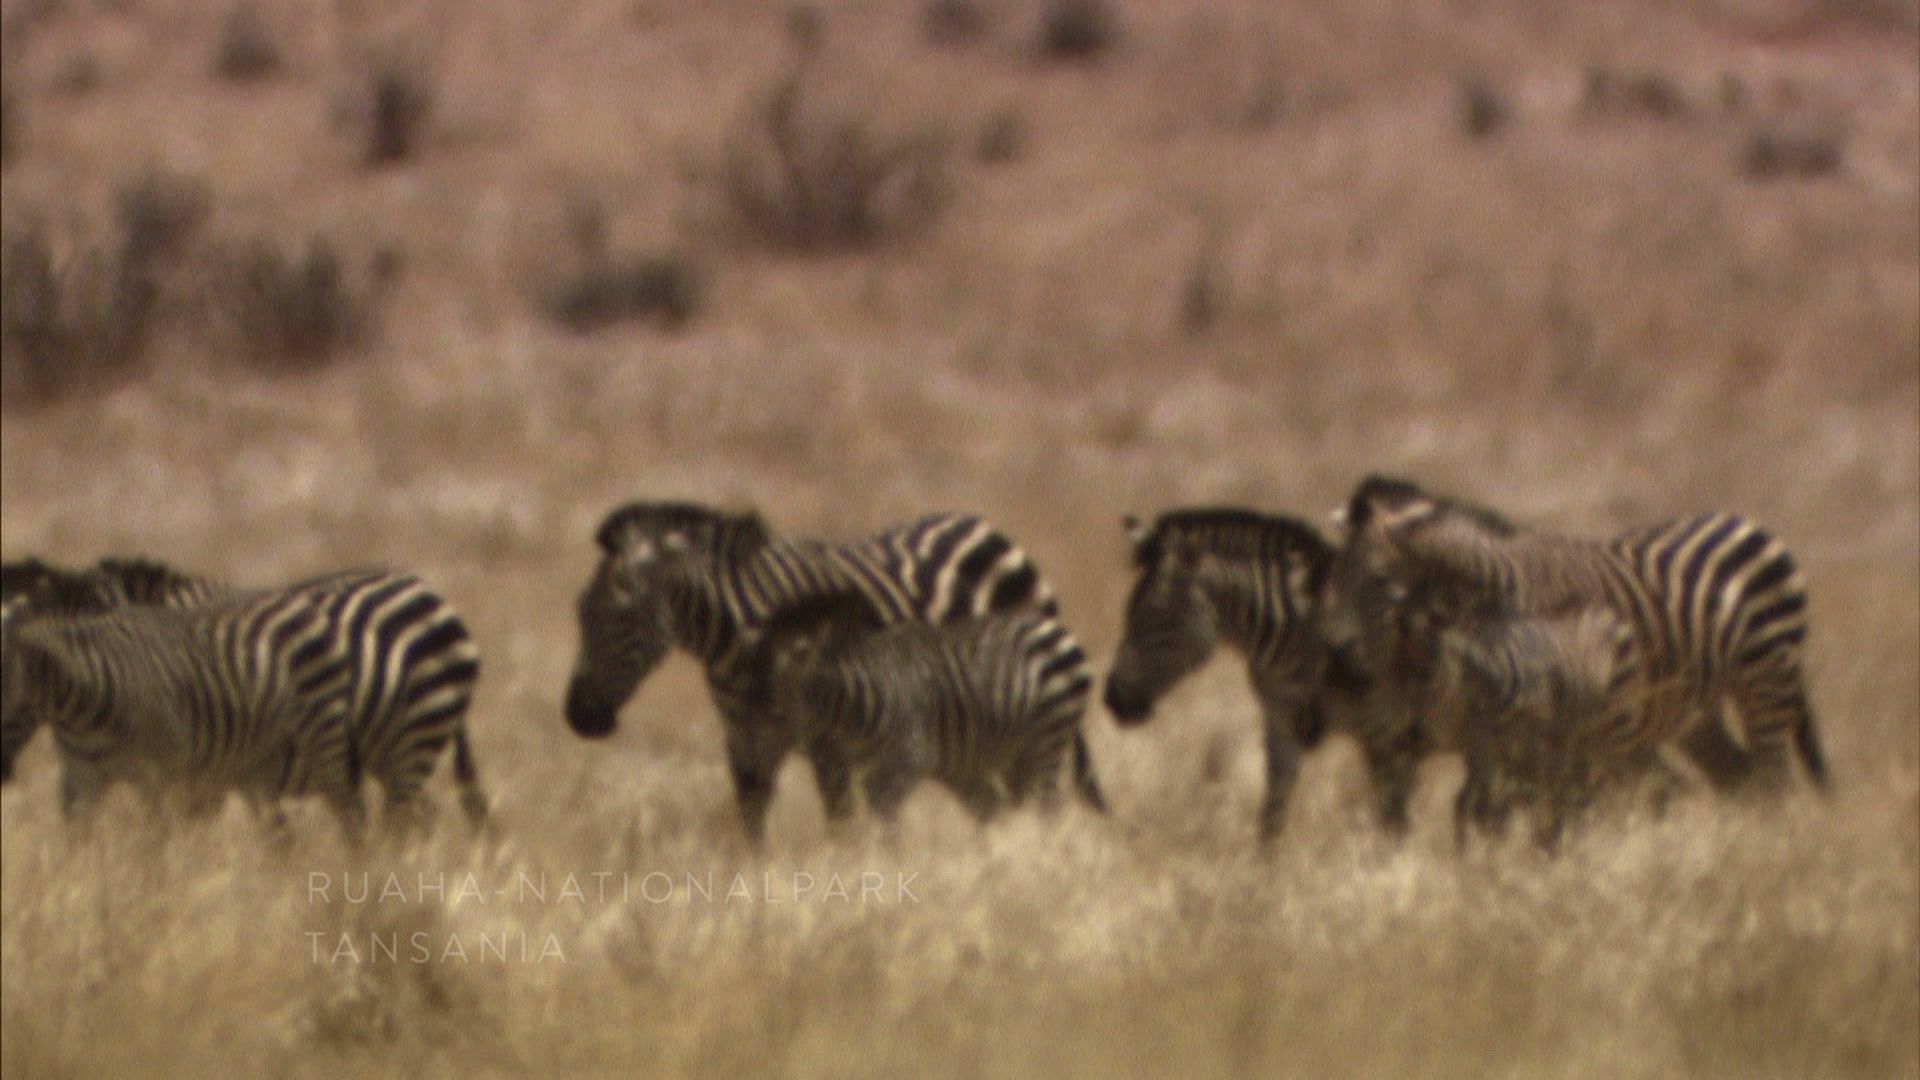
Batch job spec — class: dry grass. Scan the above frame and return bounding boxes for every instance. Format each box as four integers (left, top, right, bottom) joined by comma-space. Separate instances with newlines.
2, 0, 1916, 1076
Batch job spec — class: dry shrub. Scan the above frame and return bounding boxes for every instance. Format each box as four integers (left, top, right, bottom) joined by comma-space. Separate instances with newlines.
1038, 0, 1117, 60
924, 0, 988, 47
0, 169, 207, 405
362, 48, 434, 166
543, 254, 702, 333
1459, 77, 1510, 139
1742, 129, 1844, 179
1582, 67, 1689, 119
975, 106, 1025, 165
714, 72, 951, 252
213, 4, 282, 82
213, 235, 382, 369
1, 85, 18, 166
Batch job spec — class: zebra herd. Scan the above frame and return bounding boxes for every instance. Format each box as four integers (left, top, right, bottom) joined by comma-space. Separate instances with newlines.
0, 476, 1827, 850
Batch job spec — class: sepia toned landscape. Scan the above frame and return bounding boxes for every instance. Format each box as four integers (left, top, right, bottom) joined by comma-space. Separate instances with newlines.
2, 0, 1916, 1075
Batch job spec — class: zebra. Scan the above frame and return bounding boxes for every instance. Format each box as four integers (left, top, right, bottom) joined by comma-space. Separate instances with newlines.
1103, 508, 1376, 842
1329, 474, 1827, 801
741, 590, 1095, 823
0, 561, 487, 837
1425, 607, 1656, 849
565, 501, 1106, 841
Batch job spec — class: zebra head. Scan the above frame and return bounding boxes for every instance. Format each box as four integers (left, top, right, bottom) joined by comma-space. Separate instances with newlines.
0, 563, 113, 781
1323, 475, 1519, 679
1106, 510, 1332, 726
564, 502, 772, 738
1105, 515, 1220, 725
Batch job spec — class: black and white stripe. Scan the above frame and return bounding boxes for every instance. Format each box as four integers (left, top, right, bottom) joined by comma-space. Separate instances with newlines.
0, 560, 485, 837
1334, 475, 1826, 800
565, 502, 1103, 840
746, 592, 1094, 822
1433, 608, 1653, 848
1103, 508, 1348, 842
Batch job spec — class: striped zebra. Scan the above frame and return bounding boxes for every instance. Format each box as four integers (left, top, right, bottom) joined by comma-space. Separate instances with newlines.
1331, 475, 1827, 800
565, 502, 1106, 840
1104, 508, 1368, 842
0, 560, 486, 837
743, 591, 1095, 822
1430, 608, 1656, 849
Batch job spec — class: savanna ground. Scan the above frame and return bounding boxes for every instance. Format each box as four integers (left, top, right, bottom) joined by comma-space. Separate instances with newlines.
2, 0, 1917, 1076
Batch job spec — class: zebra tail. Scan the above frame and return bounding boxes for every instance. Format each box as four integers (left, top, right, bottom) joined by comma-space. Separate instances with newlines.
452, 728, 490, 826
1071, 732, 1108, 814
1794, 713, 1830, 792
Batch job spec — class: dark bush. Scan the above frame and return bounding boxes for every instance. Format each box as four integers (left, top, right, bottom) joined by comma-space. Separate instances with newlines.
1038, 0, 1116, 61
924, 0, 988, 47
1459, 78, 1509, 139
1742, 129, 1843, 180
975, 106, 1025, 164
216, 235, 379, 368
715, 72, 951, 251
214, 4, 282, 82
0, 171, 206, 405
1, 86, 17, 166
2, 221, 154, 403
543, 254, 702, 333
363, 50, 433, 166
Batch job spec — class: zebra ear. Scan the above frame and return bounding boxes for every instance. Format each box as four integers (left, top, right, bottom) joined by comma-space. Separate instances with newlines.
1123, 515, 1157, 566
620, 537, 659, 568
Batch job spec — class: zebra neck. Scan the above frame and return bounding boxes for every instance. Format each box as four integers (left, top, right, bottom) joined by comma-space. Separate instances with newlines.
1203, 568, 1295, 668
663, 570, 740, 667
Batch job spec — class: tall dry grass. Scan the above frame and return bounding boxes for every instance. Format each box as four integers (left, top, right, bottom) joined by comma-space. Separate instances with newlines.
3, 0, 1916, 1076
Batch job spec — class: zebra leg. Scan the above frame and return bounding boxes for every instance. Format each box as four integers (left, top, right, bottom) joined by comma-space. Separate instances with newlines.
450, 728, 490, 828
947, 775, 1003, 823
1004, 737, 1071, 812
1362, 728, 1423, 836
1257, 704, 1306, 845
1730, 671, 1827, 793
861, 760, 923, 822
805, 735, 856, 825
58, 766, 107, 834
1673, 720, 1754, 792
1069, 732, 1109, 814
725, 734, 784, 844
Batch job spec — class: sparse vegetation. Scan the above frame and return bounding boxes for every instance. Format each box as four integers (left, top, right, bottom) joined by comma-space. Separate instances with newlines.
1742, 128, 1844, 179
213, 4, 282, 82
1459, 77, 1509, 138
0, 169, 207, 404
714, 71, 951, 251
361, 48, 434, 166
0, 86, 17, 166
51, 52, 103, 97
0, 2, 1915, 1077
1037, 0, 1117, 61
213, 235, 381, 369
543, 253, 702, 332
924, 0, 988, 47
975, 106, 1025, 164
1582, 67, 1689, 119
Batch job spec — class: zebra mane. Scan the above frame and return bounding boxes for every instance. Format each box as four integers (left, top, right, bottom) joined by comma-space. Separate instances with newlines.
92, 557, 213, 603
594, 501, 772, 562
1347, 475, 1518, 537
7, 564, 114, 617
1, 558, 60, 605
1137, 508, 1334, 571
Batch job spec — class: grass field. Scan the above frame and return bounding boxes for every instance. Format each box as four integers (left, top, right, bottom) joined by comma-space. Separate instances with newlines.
2, 0, 1916, 1076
